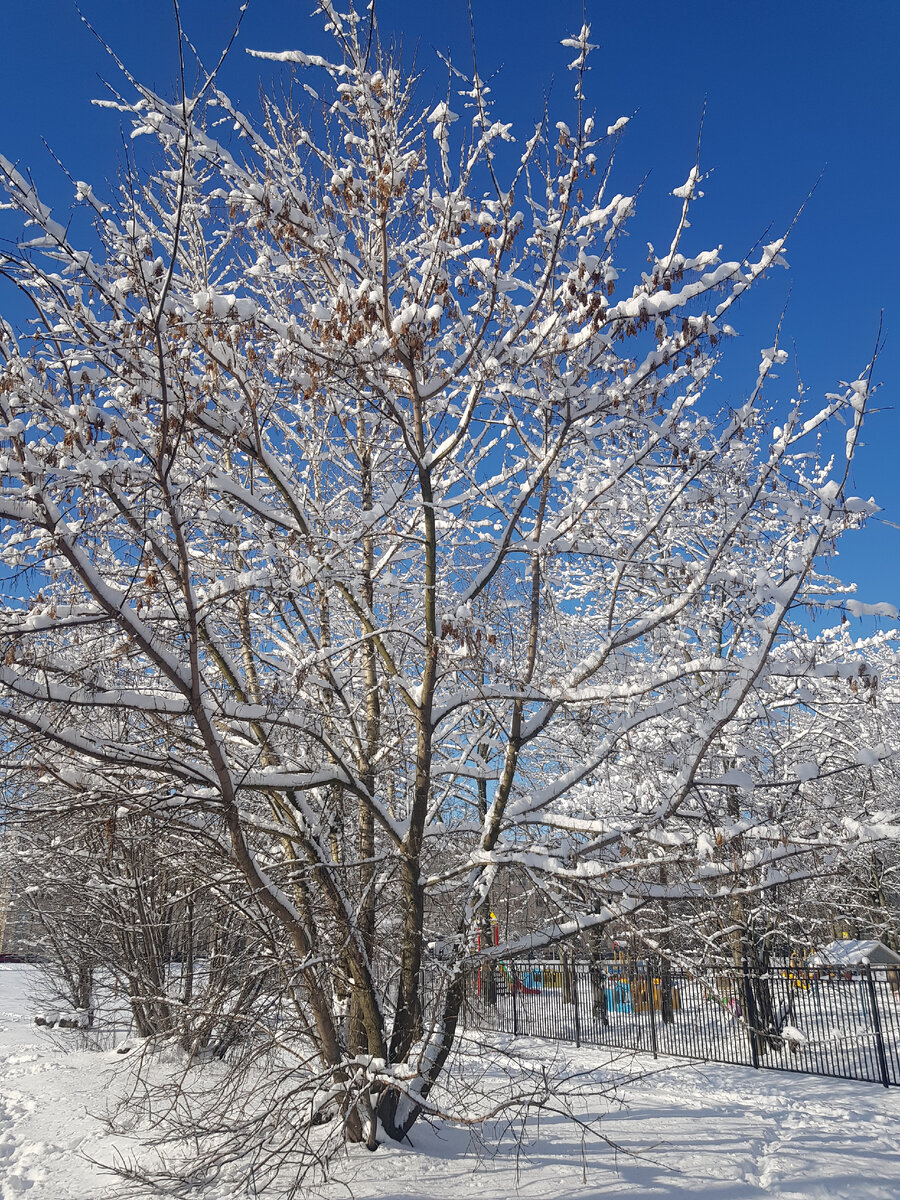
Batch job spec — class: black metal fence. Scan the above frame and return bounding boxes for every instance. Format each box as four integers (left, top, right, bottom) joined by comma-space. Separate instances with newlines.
462, 958, 900, 1088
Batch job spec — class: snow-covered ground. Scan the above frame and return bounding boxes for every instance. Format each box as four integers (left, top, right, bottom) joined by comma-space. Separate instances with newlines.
1, 964, 900, 1199
0, 966, 125, 1199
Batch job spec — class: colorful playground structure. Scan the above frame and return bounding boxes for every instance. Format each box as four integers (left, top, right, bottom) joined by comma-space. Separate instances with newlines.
499, 961, 542, 994
475, 916, 681, 1010
478, 960, 681, 1010
476, 913, 543, 995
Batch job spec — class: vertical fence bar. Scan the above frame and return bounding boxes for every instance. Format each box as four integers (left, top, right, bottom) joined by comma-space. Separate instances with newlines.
572, 959, 582, 1047
878, 970, 900, 1084
742, 959, 760, 1069
511, 960, 519, 1036
864, 963, 891, 1089
645, 959, 659, 1059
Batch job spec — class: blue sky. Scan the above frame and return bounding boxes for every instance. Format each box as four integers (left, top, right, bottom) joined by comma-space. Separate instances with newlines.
0, 0, 897, 616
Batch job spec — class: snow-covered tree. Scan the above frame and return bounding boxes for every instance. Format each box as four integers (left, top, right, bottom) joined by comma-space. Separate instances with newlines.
0, 1, 893, 1173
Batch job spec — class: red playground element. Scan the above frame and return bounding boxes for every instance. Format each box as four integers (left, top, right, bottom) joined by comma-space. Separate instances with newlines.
476, 912, 542, 995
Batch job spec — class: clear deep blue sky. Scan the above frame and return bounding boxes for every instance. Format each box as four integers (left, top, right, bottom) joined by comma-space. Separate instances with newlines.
0, 0, 897, 617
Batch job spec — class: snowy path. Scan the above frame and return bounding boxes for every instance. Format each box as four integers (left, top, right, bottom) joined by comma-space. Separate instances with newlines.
0, 970, 121, 1200
600, 1065, 900, 1198
326, 1055, 900, 1200
1, 965, 900, 1199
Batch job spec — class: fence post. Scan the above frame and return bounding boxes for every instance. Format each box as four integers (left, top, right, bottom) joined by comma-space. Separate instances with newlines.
511, 960, 519, 1037
741, 959, 760, 1069
572, 960, 582, 1048
863, 962, 891, 1089
645, 959, 659, 1059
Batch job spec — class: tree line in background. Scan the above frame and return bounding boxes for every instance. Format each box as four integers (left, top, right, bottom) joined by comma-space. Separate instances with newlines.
0, 1, 897, 1191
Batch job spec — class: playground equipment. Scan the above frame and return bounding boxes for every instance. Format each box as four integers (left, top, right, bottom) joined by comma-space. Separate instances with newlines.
604, 977, 681, 1014
475, 924, 681, 1011
476, 912, 543, 996
607, 979, 634, 1013
784, 952, 816, 991
498, 961, 542, 994
604, 959, 680, 1015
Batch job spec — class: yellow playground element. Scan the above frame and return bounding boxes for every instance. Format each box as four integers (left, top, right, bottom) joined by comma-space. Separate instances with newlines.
630, 977, 681, 1014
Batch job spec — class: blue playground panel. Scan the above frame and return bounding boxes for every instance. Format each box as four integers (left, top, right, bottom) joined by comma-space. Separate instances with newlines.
607, 981, 633, 1012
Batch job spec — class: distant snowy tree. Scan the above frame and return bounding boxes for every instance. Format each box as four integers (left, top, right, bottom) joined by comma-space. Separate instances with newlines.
0, 0, 893, 1178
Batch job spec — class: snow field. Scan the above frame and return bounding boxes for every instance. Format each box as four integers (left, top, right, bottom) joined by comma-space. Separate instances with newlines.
329, 1037, 900, 1200
2, 965, 900, 1198
0, 968, 124, 1199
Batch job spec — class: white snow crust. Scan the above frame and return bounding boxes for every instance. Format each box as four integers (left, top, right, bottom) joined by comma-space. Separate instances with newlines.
2, 966, 900, 1198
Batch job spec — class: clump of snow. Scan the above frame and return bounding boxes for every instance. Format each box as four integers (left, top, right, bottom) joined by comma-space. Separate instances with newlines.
781, 1025, 807, 1043
846, 600, 898, 620
855, 744, 887, 766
